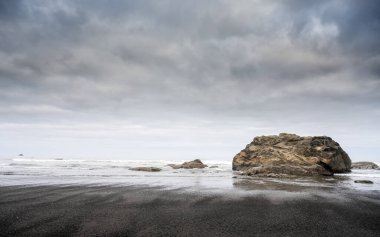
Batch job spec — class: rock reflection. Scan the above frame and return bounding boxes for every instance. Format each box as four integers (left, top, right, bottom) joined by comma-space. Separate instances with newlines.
232, 175, 353, 192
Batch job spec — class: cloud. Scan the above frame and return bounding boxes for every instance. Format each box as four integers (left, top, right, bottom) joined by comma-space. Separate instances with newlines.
0, 0, 379, 160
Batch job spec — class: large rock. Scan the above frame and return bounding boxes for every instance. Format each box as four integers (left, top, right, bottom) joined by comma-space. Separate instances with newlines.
351, 162, 379, 170
233, 133, 351, 176
168, 159, 208, 169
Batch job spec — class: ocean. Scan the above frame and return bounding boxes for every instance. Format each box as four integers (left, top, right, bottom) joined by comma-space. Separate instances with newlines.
1, 157, 379, 193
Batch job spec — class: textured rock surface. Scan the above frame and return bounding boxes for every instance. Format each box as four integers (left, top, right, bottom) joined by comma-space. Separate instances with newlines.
351, 162, 379, 170
168, 159, 207, 169
129, 167, 161, 172
233, 133, 351, 176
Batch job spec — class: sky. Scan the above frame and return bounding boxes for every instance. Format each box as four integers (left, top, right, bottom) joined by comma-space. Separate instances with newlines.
0, 0, 379, 161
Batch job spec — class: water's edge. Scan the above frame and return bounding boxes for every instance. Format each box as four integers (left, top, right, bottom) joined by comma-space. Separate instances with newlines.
0, 157, 379, 194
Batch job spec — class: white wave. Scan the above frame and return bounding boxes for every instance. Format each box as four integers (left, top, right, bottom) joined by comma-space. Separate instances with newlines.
336, 170, 380, 178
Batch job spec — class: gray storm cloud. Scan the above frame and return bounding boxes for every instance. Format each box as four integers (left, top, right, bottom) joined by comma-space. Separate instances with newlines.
0, 0, 379, 160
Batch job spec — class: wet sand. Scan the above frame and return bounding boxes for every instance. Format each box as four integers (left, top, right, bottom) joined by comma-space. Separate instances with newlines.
0, 185, 379, 237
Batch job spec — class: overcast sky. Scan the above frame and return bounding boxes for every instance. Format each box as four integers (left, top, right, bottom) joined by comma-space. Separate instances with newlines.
0, 0, 379, 161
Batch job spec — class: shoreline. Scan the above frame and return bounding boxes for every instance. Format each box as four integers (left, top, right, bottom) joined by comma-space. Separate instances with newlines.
1, 184, 379, 236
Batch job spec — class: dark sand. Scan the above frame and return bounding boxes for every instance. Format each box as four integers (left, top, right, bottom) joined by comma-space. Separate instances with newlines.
0, 185, 379, 237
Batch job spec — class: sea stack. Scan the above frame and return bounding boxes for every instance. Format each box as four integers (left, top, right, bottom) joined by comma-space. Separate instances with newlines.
351, 162, 379, 170
233, 133, 351, 176
168, 159, 208, 169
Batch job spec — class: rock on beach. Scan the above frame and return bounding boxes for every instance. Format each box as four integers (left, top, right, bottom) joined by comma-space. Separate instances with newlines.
233, 133, 351, 176
168, 159, 208, 169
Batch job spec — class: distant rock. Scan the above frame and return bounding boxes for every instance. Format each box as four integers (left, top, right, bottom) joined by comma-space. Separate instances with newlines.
351, 162, 379, 170
233, 133, 351, 176
354, 180, 374, 184
168, 159, 207, 169
129, 167, 161, 172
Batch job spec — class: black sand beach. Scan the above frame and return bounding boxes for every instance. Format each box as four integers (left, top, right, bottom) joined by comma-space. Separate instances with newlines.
0, 185, 379, 237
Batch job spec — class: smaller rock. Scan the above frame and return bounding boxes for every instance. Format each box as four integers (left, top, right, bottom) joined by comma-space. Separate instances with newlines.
129, 167, 161, 172
351, 162, 379, 170
168, 159, 207, 169
354, 180, 374, 184
209, 165, 219, 168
